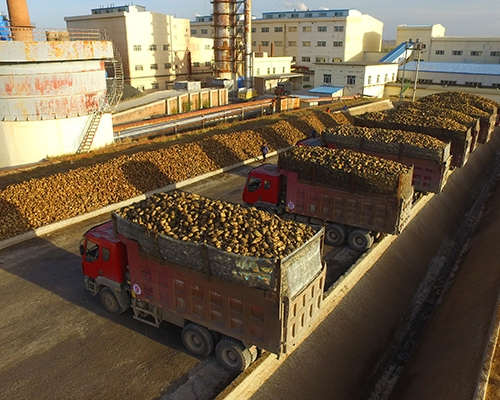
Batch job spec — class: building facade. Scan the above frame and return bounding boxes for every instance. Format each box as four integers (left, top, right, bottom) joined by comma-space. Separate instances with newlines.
191, 9, 383, 71
314, 62, 399, 98
397, 24, 500, 64
65, 5, 214, 91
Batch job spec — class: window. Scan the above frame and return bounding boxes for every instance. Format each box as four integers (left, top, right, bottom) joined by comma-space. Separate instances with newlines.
490, 51, 500, 56
267, 68, 270, 74
440, 80, 457, 85
302, 26, 312, 32
384, 74, 388, 82
256, 68, 260, 75
205, 61, 211, 67
133, 45, 142, 51
288, 41, 297, 47
204, 45, 211, 50
493, 83, 500, 88
334, 26, 344, 32
291, 13, 299, 18
317, 41, 326, 47
347, 75, 356, 85
150, 63, 158, 70
305, 13, 312, 17
302, 41, 311, 47
319, 12, 327, 17
135, 65, 143, 71
164, 63, 171, 69
201, 29, 208, 34
191, 29, 197, 35
174, 64, 179, 70
102, 247, 110, 261
163, 44, 169, 51
292, 56, 296, 62
252, 41, 256, 46
318, 26, 327, 32
392, 73, 396, 81
149, 44, 157, 51
368, 76, 372, 84
301, 56, 311, 62
323, 74, 332, 84
418, 78, 433, 84
274, 26, 283, 32
137, 85, 145, 91
251, 27, 256, 33
289, 26, 297, 32
435, 50, 444, 55
272, 67, 276, 73
303, 76, 310, 82
282, 67, 285, 73
316, 56, 327, 63
471, 51, 482, 56
261, 27, 270, 32
193, 62, 200, 67
151, 82, 159, 89
465, 81, 482, 87
262, 41, 269, 46
275, 41, 283, 46
376, 75, 380, 83
452, 50, 463, 56
333, 41, 343, 47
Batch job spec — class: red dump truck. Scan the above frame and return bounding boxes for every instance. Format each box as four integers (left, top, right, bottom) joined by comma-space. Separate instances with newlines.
80, 210, 326, 372
242, 149, 414, 252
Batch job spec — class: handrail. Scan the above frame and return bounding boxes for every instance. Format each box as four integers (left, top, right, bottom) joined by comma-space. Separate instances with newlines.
0, 26, 107, 42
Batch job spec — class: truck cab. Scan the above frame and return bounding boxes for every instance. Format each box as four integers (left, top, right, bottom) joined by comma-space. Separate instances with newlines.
80, 221, 130, 313
242, 164, 283, 209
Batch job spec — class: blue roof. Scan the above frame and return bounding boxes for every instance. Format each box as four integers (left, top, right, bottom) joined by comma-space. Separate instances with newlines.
401, 62, 500, 75
309, 86, 344, 95
379, 42, 414, 63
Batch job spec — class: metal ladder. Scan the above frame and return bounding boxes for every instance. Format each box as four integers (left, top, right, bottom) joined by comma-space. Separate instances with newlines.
76, 42, 124, 154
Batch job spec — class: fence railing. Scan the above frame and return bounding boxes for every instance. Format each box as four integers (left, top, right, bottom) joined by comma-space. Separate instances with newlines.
0, 26, 107, 42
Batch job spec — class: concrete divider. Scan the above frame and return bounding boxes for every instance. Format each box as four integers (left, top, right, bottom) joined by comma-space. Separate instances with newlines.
218, 132, 500, 399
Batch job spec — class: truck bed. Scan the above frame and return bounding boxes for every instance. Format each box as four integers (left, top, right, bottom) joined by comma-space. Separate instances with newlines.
122, 237, 326, 355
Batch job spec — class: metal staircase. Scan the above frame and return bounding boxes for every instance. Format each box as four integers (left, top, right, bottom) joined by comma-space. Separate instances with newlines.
76, 41, 124, 154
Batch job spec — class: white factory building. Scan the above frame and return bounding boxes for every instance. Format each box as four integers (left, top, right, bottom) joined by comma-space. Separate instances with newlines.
65, 4, 215, 92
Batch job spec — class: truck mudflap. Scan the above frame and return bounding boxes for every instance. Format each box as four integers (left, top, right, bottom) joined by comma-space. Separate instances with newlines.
281, 264, 326, 354
396, 191, 414, 234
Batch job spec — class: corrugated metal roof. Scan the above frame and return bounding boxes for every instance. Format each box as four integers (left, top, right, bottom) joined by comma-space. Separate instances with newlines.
401, 62, 500, 75
309, 86, 344, 94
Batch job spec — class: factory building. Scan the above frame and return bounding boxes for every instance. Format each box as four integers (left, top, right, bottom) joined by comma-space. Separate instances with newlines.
0, 0, 119, 169
65, 5, 215, 91
396, 24, 500, 64
191, 9, 383, 71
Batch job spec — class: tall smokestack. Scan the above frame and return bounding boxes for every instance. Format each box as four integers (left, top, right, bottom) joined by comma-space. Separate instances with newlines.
244, 0, 252, 90
6, 0, 33, 40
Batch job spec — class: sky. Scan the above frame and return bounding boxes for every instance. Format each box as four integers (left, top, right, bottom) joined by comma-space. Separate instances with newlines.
1, 0, 497, 39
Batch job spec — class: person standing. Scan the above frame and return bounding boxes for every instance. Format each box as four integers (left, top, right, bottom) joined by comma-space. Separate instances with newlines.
260, 143, 269, 162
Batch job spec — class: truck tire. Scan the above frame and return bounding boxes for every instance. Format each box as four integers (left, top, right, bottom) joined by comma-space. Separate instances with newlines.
181, 323, 215, 358
347, 229, 374, 252
216, 337, 252, 372
325, 224, 346, 246
100, 287, 122, 315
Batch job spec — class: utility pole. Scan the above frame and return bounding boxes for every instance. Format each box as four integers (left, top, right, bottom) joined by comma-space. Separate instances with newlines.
412, 42, 424, 102
399, 42, 409, 102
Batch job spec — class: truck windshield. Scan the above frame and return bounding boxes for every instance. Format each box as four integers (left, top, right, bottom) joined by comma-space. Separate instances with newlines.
247, 176, 262, 192
85, 240, 99, 262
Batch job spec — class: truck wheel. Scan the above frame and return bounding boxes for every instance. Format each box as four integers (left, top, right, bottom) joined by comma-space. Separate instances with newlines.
181, 323, 215, 358
216, 337, 252, 372
325, 224, 346, 246
100, 287, 122, 315
348, 229, 374, 252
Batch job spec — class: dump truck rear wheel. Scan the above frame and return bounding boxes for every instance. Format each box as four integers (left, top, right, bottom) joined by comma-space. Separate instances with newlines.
100, 287, 122, 315
181, 323, 215, 358
348, 229, 374, 252
216, 337, 252, 372
325, 224, 346, 246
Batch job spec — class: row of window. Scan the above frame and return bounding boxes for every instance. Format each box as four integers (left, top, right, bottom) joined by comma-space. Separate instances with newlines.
133, 44, 170, 51
255, 66, 287, 75
435, 50, 500, 57
191, 26, 345, 35
135, 61, 211, 71
323, 74, 356, 85
257, 40, 343, 47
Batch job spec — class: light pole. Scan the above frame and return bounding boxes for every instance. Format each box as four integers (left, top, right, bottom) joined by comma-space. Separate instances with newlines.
412, 42, 424, 102
399, 42, 408, 102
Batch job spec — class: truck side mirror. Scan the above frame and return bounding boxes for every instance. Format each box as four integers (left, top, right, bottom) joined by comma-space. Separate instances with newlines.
79, 244, 85, 256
